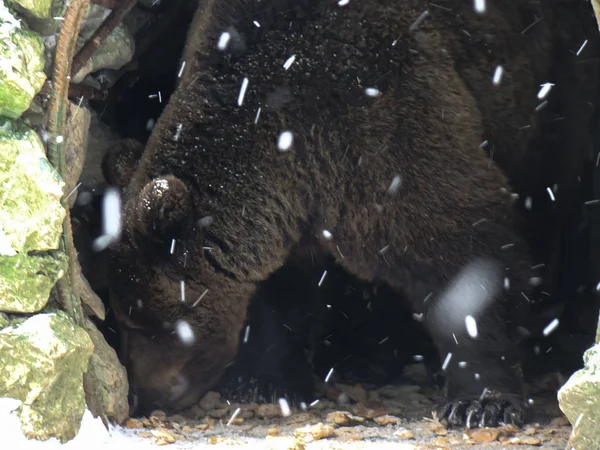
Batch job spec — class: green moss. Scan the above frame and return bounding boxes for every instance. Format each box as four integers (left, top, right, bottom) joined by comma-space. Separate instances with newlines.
7, 0, 53, 19
0, 120, 65, 254
0, 9, 46, 119
0, 252, 67, 313
0, 311, 94, 442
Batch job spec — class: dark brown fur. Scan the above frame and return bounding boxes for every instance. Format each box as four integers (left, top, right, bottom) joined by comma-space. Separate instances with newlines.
107, 0, 563, 425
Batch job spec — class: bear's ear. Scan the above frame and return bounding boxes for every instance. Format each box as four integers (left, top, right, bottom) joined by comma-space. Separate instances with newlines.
102, 138, 145, 189
129, 176, 193, 247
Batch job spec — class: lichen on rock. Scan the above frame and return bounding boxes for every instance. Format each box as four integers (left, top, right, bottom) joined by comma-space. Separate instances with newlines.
0, 3, 46, 118
0, 120, 65, 254
558, 329, 600, 450
0, 252, 67, 313
0, 311, 94, 442
72, 22, 135, 83
7, 0, 53, 19
82, 317, 129, 425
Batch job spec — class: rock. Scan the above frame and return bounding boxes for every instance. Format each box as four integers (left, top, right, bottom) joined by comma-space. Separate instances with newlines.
428, 420, 448, 436
335, 384, 368, 404
8, 0, 53, 19
63, 102, 92, 208
72, 21, 135, 83
377, 384, 421, 399
373, 415, 402, 426
284, 412, 313, 425
255, 403, 282, 419
335, 427, 362, 441
207, 407, 229, 419
37, 3, 134, 76
550, 415, 570, 427
0, 7, 46, 119
403, 363, 429, 385
326, 411, 365, 427
81, 109, 121, 185
0, 252, 67, 313
307, 399, 336, 411
82, 317, 128, 425
0, 312, 8, 328
325, 386, 343, 401
507, 436, 542, 446
123, 5, 154, 37
151, 428, 176, 445
198, 391, 221, 411
0, 311, 94, 442
125, 417, 143, 428
351, 402, 389, 420
293, 423, 335, 441
465, 427, 500, 443
336, 392, 350, 405
558, 342, 600, 450
394, 428, 415, 440
183, 404, 205, 420
597, 310, 600, 345
229, 404, 255, 419
167, 413, 189, 425
76, 265, 106, 320
0, 120, 65, 254
149, 409, 167, 420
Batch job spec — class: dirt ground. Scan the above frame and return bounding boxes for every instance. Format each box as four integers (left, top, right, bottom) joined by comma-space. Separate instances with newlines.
1, 366, 572, 449
114, 370, 572, 450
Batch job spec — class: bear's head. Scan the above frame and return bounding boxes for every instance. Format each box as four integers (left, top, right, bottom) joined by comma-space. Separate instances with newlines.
108, 175, 243, 414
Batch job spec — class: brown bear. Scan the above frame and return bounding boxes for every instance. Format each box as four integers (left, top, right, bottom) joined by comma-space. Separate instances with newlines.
106, 0, 564, 427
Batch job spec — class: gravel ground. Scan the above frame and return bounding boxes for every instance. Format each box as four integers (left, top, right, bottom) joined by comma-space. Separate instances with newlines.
1, 370, 572, 449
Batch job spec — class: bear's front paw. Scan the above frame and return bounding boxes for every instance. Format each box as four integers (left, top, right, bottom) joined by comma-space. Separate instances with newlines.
438, 396, 524, 429
218, 374, 313, 406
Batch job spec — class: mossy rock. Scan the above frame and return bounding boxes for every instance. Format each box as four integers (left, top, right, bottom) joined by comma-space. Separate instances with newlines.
558, 343, 600, 449
0, 5, 46, 118
7, 0, 53, 19
0, 311, 94, 442
0, 120, 65, 255
0, 252, 67, 313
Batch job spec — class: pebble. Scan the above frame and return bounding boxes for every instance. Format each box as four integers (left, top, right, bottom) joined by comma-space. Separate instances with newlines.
326, 411, 365, 426
394, 428, 415, 440
125, 418, 143, 429
150, 409, 167, 419
183, 404, 206, 419
508, 436, 542, 446
256, 403, 284, 418
351, 403, 389, 419
199, 391, 221, 410
335, 383, 368, 404
293, 423, 335, 441
207, 407, 229, 419
151, 428, 176, 445
373, 415, 402, 426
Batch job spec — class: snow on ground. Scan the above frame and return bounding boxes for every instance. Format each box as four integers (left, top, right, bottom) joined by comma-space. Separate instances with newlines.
0, 398, 417, 450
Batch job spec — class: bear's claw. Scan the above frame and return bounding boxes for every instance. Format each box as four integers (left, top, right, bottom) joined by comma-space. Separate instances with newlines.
438, 397, 524, 428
